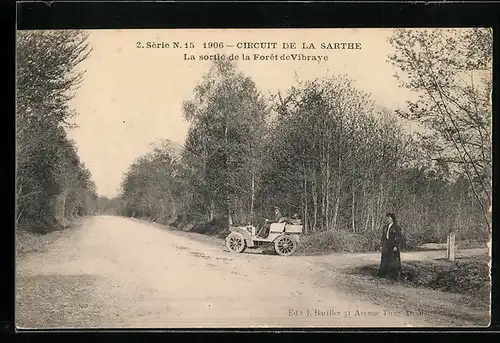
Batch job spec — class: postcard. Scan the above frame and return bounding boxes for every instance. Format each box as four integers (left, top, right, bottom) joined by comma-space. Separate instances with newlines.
15, 28, 492, 329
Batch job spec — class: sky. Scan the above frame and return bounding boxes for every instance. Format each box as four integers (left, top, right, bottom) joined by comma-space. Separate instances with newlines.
67, 28, 417, 198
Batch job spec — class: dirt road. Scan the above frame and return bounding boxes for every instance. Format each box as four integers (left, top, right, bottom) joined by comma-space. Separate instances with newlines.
15, 216, 488, 329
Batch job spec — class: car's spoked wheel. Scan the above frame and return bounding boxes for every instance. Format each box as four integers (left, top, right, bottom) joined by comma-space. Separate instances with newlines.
225, 233, 247, 253
274, 235, 297, 256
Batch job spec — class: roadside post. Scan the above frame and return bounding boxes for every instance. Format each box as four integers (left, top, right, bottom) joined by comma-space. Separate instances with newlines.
446, 232, 456, 262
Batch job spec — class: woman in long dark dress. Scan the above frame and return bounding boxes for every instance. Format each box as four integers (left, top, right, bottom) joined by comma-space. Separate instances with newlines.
377, 213, 402, 280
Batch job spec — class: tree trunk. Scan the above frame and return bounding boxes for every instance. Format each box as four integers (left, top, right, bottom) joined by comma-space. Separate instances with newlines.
250, 171, 255, 224
363, 187, 369, 232
160, 198, 165, 215
61, 192, 67, 219
224, 123, 233, 226
351, 186, 356, 233
303, 166, 308, 234
169, 195, 177, 221
209, 198, 215, 221
321, 171, 326, 229
371, 199, 376, 232
333, 152, 342, 231
312, 172, 318, 231
332, 195, 340, 231
377, 179, 385, 228
325, 152, 331, 230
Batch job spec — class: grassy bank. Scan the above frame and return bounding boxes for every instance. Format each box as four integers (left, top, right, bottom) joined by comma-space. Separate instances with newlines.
16, 217, 83, 258
346, 253, 491, 309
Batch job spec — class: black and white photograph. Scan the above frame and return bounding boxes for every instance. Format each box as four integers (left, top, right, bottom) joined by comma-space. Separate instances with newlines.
15, 28, 492, 328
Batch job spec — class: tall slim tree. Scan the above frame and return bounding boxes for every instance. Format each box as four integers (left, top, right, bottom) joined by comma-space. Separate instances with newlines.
388, 28, 492, 230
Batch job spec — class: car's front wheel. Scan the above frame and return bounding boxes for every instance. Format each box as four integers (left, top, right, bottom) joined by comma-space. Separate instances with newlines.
225, 232, 247, 253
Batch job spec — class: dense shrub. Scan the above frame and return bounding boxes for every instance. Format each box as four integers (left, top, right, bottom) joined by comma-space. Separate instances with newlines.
170, 217, 230, 238
297, 229, 381, 255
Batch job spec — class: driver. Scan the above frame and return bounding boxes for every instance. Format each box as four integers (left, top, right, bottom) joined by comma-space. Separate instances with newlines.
258, 206, 285, 238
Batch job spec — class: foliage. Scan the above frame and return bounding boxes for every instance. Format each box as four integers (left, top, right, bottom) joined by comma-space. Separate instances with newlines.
16, 30, 97, 233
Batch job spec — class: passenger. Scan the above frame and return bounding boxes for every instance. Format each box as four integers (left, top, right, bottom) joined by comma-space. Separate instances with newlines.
291, 213, 302, 225
274, 207, 286, 223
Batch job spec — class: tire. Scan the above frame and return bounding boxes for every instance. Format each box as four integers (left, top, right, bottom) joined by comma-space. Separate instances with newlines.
225, 232, 247, 253
274, 235, 297, 256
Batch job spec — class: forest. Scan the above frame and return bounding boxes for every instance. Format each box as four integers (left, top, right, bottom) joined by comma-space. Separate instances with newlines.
117, 29, 492, 252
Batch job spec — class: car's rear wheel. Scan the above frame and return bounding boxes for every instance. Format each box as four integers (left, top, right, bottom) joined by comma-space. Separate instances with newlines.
274, 235, 297, 256
225, 232, 247, 253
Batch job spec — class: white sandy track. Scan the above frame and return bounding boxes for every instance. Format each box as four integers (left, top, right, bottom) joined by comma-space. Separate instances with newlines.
16, 216, 449, 328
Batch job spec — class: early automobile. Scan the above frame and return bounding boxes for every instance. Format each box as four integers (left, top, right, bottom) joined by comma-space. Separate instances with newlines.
224, 219, 303, 256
